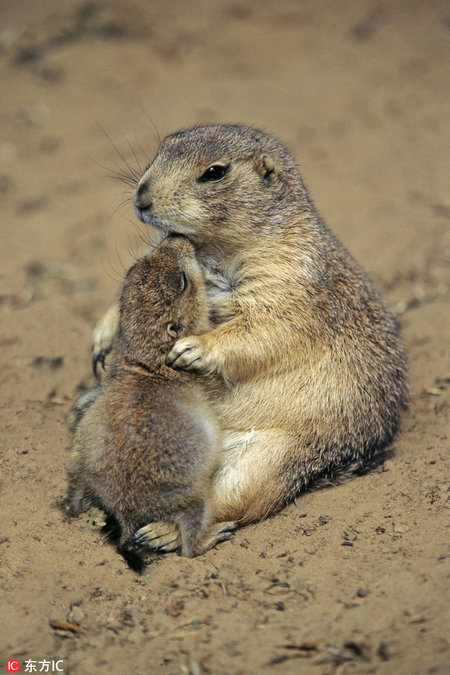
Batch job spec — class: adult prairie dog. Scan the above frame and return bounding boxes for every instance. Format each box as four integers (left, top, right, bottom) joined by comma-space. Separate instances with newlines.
68, 235, 235, 566
95, 123, 407, 529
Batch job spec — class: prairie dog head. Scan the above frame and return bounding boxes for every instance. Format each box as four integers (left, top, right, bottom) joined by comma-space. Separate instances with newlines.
118, 235, 209, 364
133, 124, 307, 254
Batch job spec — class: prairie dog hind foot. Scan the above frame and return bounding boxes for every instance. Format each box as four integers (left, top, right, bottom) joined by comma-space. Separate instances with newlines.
132, 520, 238, 555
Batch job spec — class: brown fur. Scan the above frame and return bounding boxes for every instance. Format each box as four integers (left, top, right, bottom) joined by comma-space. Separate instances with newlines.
95, 123, 407, 526
68, 236, 226, 560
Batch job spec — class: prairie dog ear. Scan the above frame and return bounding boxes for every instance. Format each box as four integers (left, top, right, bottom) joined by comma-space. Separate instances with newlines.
254, 154, 279, 187
166, 322, 184, 339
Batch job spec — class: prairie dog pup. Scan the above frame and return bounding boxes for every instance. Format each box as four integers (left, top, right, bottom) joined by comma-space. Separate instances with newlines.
68, 236, 233, 564
95, 124, 407, 528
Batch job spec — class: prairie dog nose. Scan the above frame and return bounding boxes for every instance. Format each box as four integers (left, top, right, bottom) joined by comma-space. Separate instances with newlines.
134, 181, 152, 209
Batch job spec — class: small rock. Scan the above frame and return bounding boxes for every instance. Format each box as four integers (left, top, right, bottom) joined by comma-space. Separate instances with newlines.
70, 606, 85, 625
378, 641, 390, 661
165, 601, 184, 617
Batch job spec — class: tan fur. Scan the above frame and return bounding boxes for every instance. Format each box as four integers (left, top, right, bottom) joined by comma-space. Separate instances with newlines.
68, 236, 229, 560
95, 123, 407, 526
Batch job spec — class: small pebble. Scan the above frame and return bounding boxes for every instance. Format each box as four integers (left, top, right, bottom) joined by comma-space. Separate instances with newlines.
70, 606, 85, 625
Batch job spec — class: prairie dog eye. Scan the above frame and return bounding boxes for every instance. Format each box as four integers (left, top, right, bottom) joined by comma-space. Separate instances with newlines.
180, 271, 188, 293
198, 163, 229, 183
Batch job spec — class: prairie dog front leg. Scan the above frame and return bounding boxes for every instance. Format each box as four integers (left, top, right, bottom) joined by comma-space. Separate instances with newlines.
166, 282, 301, 384
91, 303, 119, 374
166, 318, 279, 383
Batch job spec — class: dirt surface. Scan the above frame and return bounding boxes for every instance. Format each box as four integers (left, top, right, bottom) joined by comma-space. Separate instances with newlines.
1, 1, 449, 673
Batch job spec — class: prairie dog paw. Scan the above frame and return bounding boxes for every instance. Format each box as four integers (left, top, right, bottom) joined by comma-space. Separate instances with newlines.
91, 303, 119, 375
200, 521, 238, 552
166, 336, 211, 373
131, 521, 180, 552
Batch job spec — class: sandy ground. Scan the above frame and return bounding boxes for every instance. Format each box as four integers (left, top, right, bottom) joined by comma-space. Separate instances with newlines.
0, 1, 449, 673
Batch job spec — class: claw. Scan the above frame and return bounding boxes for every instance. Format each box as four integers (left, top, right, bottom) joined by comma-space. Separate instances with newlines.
169, 356, 202, 371
159, 541, 180, 553
201, 520, 239, 552
131, 521, 180, 552
131, 528, 173, 546
216, 520, 239, 534
92, 347, 111, 377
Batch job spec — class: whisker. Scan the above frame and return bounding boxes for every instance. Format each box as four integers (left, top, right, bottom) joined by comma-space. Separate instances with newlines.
108, 174, 136, 188
135, 224, 156, 251
112, 239, 130, 278
111, 197, 133, 219
93, 119, 142, 184
89, 157, 137, 188
126, 230, 145, 263
107, 156, 140, 184
125, 136, 144, 176
139, 108, 161, 147
99, 245, 126, 286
